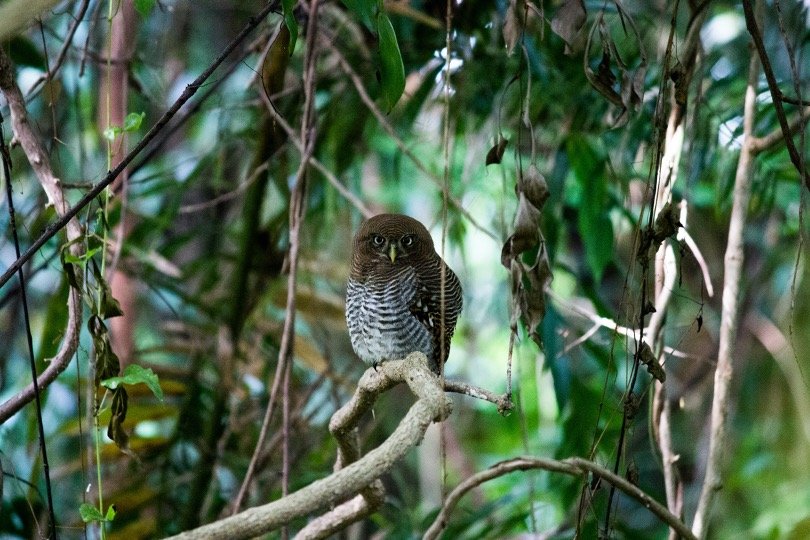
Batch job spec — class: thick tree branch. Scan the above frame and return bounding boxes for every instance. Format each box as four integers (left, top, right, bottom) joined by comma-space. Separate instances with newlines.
165, 353, 452, 540
0, 49, 83, 425
423, 456, 697, 540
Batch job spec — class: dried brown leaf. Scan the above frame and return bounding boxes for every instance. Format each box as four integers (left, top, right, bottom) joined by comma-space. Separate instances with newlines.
486, 135, 509, 166
550, 0, 586, 54
503, 0, 526, 55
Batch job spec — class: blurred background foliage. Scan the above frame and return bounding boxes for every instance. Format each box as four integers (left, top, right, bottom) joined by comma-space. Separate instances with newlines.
0, 0, 808, 538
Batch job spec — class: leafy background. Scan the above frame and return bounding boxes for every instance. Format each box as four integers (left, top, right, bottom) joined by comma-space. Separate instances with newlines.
0, 0, 808, 538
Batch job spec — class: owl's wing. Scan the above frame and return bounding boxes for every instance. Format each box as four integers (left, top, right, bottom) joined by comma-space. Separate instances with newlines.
408, 260, 463, 337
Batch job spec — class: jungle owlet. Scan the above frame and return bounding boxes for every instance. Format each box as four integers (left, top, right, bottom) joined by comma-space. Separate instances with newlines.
346, 214, 463, 374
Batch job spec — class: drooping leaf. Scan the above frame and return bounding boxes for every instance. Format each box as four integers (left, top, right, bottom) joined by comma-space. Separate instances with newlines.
107, 385, 136, 456
91, 259, 124, 319
342, 0, 376, 30
485, 136, 509, 166
88, 315, 120, 383
503, 0, 526, 55
262, 23, 291, 97
376, 11, 405, 113
281, 0, 299, 55
102, 364, 164, 402
550, 0, 586, 54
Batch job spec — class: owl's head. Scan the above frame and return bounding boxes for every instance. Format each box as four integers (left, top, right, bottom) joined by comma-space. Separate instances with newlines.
352, 214, 435, 269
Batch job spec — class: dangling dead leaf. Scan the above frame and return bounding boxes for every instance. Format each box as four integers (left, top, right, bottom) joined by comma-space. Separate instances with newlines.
520, 164, 549, 209
107, 385, 137, 458
503, 0, 526, 55
502, 166, 553, 347
486, 135, 509, 166
88, 315, 121, 383
501, 193, 540, 267
550, 0, 586, 54
638, 342, 665, 382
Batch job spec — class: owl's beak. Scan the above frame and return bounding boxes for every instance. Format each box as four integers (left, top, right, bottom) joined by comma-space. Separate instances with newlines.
388, 244, 397, 263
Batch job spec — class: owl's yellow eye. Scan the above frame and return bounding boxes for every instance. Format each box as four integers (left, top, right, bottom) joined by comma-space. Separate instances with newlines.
371, 234, 386, 247
401, 235, 414, 247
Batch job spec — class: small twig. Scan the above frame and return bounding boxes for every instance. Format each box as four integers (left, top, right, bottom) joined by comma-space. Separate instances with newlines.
679, 225, 715, 298
261, 99, 374, 218
325, 37, 499, 241
178, 160, 271, 214
443, 380, 513, 415
26, 0, 90, 98
423, 456, 697, 540
1, 112, 57, 540
742, 0, 809, 188
749, 105, 810, 155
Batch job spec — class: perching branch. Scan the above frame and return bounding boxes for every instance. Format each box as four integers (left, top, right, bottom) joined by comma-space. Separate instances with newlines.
0, 49, 83, 425
423, 456, 697, 540
165, 353, 452, 540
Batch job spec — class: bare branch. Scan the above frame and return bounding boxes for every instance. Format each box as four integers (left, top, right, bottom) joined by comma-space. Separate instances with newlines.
443, 380, 513, 415
750, 105, 810, 155
423, 456, 697, 540
691, 15, 761, 536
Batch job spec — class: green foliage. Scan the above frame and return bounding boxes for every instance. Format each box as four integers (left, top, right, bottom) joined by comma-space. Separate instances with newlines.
1, 1, 808, 539
376, 10, 406, 112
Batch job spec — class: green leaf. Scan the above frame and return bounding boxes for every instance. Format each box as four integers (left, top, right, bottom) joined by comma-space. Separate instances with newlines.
376, 12, 405, 113
341, 0, 377, 30
281, 0, 298, 55
134, 0, 156, 17
6, 36, 46, 70
102, 364, 164, 402
79, 503, 104, 523
105, 504, 117, 522
123, 111, 145, 132
567, 135, 612, 281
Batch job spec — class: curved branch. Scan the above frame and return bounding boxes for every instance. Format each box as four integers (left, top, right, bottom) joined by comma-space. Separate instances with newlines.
424, 456, 696, 540
0, 49, 83, 425
166, 353, 451, 540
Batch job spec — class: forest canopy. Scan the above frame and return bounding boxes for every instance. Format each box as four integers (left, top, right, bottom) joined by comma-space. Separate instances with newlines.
0, 0, 809, 538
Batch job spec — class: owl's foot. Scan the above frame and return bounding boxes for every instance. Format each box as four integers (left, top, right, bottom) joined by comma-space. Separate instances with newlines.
372, 361, 379, 372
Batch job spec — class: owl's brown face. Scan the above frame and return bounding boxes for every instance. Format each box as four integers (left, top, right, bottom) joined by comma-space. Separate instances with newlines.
352, 214, 435, 269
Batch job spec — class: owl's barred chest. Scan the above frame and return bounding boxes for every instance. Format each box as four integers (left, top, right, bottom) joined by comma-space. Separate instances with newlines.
345, 268, 434, 365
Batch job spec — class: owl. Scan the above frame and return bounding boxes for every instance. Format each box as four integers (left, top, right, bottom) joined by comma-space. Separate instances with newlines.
346, 214, 463, 374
